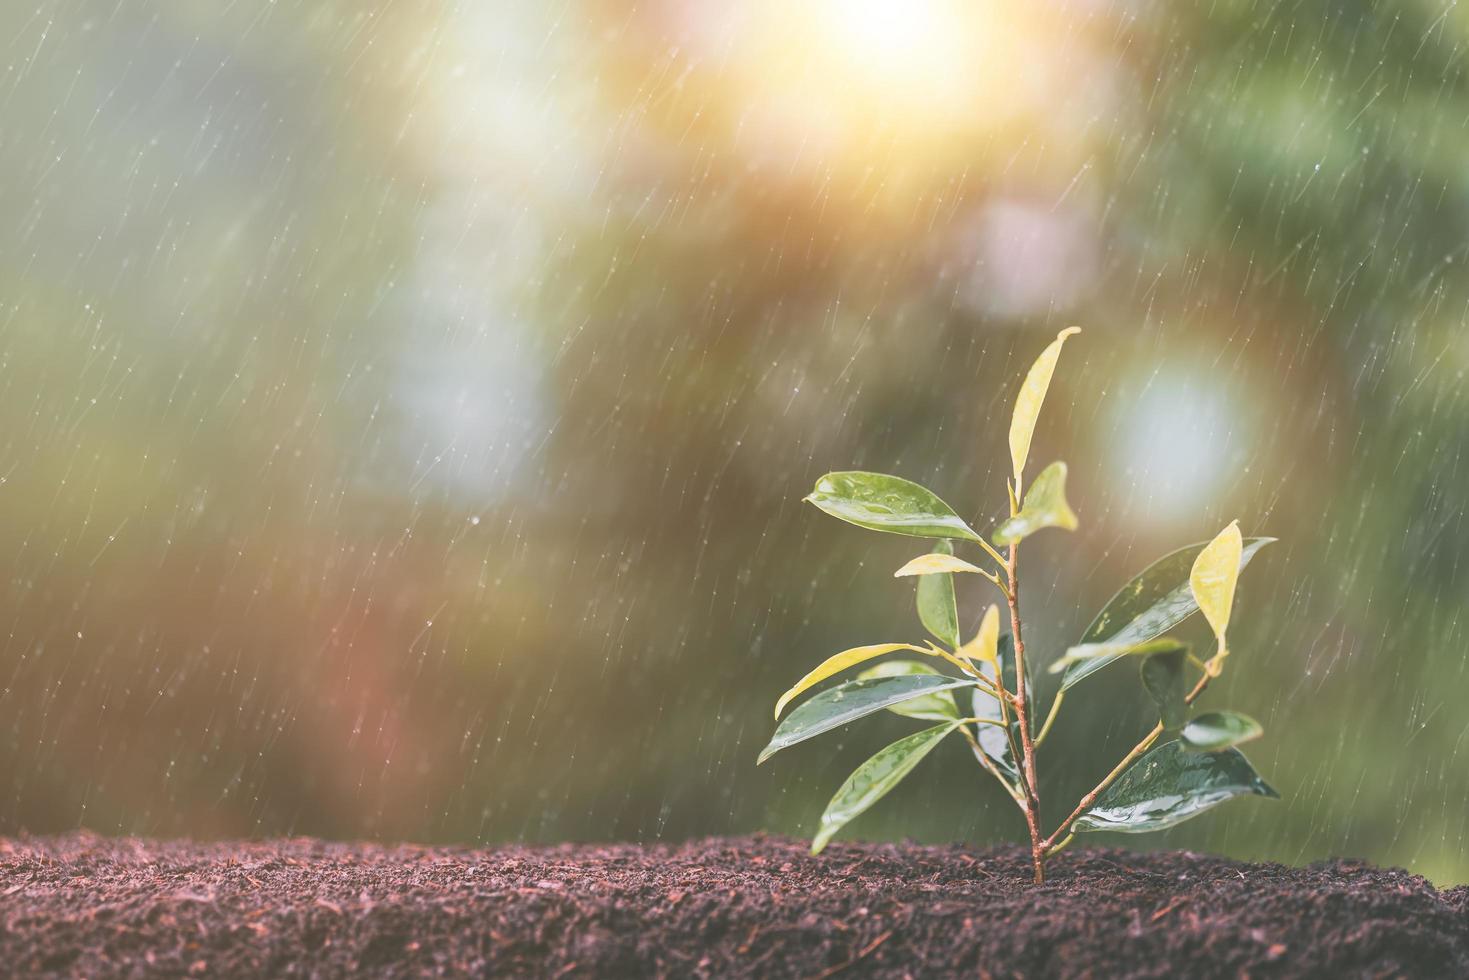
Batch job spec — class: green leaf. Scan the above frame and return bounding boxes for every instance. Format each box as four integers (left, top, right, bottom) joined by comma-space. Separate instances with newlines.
970, 634, 1026, 784
1181, 711, 1263, 752
1059, 537, 1275, 691
1009, 326, 1080, 491
1072, 740, 1278, 834
811, 721, 960, 854
1139, 647, 1189, 732
856, 660, 960, 722
804, 472, 982, 542
992, 461, 1078, 546
758, 675, 976, 764
916, 540, 960, 649
773, 642, 928, 720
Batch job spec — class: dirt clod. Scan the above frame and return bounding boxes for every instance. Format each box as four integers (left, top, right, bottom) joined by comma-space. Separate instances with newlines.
1, 833, 1465, 978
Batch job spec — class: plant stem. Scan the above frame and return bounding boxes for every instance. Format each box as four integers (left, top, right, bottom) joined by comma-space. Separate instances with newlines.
1004, 541, 1046, 885
957, 716, 1012, 730
975, 537, 1009, 569
1043, 656, 1220, 848
1044, 832, 1075, 858
924, 644, 1001, 691
1033, 689, 1064, 747
1046, 726, 1162, 850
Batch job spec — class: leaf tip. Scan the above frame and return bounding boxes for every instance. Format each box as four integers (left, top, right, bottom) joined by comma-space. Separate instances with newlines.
773, 692, 794, 720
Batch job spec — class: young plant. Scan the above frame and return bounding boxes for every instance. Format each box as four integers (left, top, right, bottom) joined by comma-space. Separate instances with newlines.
759, 328, 1279, 884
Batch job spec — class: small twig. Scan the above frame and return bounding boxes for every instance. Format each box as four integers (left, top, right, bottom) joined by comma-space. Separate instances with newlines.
1150, 896, 1189, 922
1044, 832, 1074, 859
974, 536, 1009, 570
1034, 689, 1064, 747
809, 930, 893, 980
1044, 654, 1221, 848
957, 716, 1012, 730
922, 642, 998, 688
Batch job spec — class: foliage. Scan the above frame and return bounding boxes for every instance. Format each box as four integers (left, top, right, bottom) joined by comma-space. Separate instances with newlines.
760, 331, 1277, 882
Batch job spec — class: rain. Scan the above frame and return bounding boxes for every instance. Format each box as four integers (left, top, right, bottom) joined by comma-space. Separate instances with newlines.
1, 0, 1466, 887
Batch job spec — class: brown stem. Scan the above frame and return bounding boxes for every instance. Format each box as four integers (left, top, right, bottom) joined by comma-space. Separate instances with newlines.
1004, 541, 1045, 885
1044, 658, 1218, 849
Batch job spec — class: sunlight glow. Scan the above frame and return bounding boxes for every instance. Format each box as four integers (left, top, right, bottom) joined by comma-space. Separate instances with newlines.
706, 0, 1065, 196
799, 0, 982, 121
823, 0, 968, 94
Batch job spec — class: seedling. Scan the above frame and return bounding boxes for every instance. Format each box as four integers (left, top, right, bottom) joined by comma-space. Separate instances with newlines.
759, 329, 1278, 884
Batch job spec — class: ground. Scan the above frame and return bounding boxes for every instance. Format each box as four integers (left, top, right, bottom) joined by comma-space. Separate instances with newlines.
1, 833, 1465, 978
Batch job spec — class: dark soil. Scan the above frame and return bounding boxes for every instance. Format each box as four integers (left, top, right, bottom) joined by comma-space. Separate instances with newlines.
1, 834, 1466, 978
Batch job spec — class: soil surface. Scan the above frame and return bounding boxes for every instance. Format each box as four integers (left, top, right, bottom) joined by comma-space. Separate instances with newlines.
1, 833, 1466, 978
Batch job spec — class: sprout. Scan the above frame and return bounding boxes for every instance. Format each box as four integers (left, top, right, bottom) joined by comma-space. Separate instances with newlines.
759, 329, 1277, 884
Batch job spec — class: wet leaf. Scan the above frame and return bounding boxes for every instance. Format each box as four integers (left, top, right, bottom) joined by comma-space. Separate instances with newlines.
1191, 521, 1243, 652
957, 603, 1000, 664
773, 642, 926, 720
1181, 711, 1263, 752
915, 540, 960, 649
758, 675, 976, 764
805, 472, 981, 542
1008, 327, 1080, 491
856, 660, 960, 722
1048, 637, 1188, 674
1072, 740, 1278, 834
970, 634, 1024, 783
992, 461, 1078, 546
894, 552, 989, 578
1059, 537, 1275, 691
1139, 646, 1189, 732
812, 721, 960, 854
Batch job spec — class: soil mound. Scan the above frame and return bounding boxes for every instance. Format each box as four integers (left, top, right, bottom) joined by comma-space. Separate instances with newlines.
2, 833, 1465, 977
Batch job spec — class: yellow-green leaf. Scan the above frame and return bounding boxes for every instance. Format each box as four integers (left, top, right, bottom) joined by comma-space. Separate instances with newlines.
1048, 637, 1188, 674
1181, 711, 1263, 752
805, 472, 983, 542
856, 660, 961, 721
914, 540, 961, 649
1008, 327, 1080, 491
759, 675, 976, 763
773, 643, 926, 719
894, 553, 989, 577
992, 461, 1078, 546
957, 603, 1000, 664
1191, 521, 1243, 652
811, 721, 960, 854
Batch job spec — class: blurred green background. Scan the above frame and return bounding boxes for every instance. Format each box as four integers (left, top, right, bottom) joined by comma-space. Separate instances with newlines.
2, 1, 1467, 883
